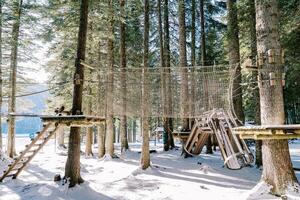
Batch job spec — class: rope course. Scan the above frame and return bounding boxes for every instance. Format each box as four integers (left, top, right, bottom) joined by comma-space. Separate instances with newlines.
96, 64, 238, 118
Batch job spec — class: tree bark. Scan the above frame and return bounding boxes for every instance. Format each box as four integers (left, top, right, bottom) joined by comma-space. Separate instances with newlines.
178, 0, 189, 130
105, 0, 115, 157
157, 0, 169, 151
85, 126, 93, 157
97, 124, 105, 158
57, 126, 65, 148
7, 0, 23, 158
0, 0, 3, 150
163, 0, 174, 149
85, 66, 93, 156
132, 120, 136, 143
248, 0, 262, 167
189, 0, 195, 130
200, 0, 206, 66
120, 0, 129, 153
85, 91, 93, 156
200, 0, 212, 154
191, 0, 196, 67
141, 0, 150, 170
227, 0, 244, 123
256, 0, 298, 195
97, 39, 106, 158
64, 0, 89, 187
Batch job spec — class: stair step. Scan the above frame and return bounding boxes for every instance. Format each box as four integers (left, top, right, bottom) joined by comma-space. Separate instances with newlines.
25, 143, 40, 148
5, 174, 16, 178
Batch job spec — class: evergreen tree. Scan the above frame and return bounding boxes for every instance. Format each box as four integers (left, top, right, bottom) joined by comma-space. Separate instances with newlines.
7, 0, 23, 158
256, 0, 298, 195
141, 0, 150, 170
64, 0, 89, 187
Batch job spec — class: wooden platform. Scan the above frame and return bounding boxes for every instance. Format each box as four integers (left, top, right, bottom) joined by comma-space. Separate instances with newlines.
41, 115, 105, 127
233, 125, 300, 140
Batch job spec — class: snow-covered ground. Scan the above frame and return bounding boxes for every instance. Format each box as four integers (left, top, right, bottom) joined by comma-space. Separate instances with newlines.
0, 137, 299, 200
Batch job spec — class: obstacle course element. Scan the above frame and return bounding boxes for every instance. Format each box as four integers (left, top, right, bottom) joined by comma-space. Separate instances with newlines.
97, 65, 233, 118
0, 115, 105, 182
233, 125, 300, 140
181, 110, 253, 170
0, 123, 60, 182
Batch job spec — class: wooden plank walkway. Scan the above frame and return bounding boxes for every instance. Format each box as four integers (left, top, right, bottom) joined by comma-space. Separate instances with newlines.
41, 115, 105, 126
233, 125, 300, 140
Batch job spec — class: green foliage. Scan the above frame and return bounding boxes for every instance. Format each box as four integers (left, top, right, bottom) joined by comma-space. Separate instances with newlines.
279, 0, 300, 123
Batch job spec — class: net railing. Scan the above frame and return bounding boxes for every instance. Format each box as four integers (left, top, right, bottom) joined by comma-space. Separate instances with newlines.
96, 65, 236, 118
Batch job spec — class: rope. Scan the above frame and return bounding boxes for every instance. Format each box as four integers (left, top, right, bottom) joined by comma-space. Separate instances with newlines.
2, 81, 71, 99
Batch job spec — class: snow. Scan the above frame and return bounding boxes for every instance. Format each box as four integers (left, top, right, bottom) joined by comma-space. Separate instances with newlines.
0, 137, 299, 200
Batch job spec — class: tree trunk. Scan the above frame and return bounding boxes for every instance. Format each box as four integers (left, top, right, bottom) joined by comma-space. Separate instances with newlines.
120, 0, 129, 153
57, 126, 65, 148
256, 0, 298, 195
7, 0, 23, 158
85, 71, 93, 156
200, 0, 206, 66
128, 121, 132, 143
105, 0, 115, 157
191, 0, 196, 67
248, 0, 262, 167
189, 0, 196, 130
132, 120, 136, 143
178, 0, 189, 131
97, 39, 105, 158
0, 0, 3, 150
157, 0, 168, 151
64, 0, 89, 187
200, 0, 212, 154
141, 0, 150, 170
97, 123, 105, 158
85, 127, 93, 156
227, 0, 244, 123
163, 0, 174, 149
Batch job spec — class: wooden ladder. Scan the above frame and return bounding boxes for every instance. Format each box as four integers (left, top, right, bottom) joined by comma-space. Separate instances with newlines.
0, 123, 60, 182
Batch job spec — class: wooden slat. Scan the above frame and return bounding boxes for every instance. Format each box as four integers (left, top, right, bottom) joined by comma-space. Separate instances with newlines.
240, 134, 300, 140
233, 125, 300, 140
234, 124, 300, 131
41, 115, 105, 126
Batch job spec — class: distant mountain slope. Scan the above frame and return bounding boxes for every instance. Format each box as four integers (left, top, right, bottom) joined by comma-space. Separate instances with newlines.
2, 85, 50, 135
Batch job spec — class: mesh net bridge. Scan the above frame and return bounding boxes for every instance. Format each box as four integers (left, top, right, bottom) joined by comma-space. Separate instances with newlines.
97, 64, 238, 119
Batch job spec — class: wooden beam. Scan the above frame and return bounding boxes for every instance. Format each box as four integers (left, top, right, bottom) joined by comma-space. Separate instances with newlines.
80, 60, 95, 70
240, 134, 300, 140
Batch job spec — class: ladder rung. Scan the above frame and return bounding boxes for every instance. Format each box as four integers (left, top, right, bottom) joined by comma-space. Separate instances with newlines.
9, 168, 20, 172
25, 143, 40, 148
5, 174, 16, 178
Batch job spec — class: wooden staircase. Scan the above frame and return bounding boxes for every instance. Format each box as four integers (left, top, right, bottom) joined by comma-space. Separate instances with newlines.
183, 110, 254, 169
0, 123, 61, 182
